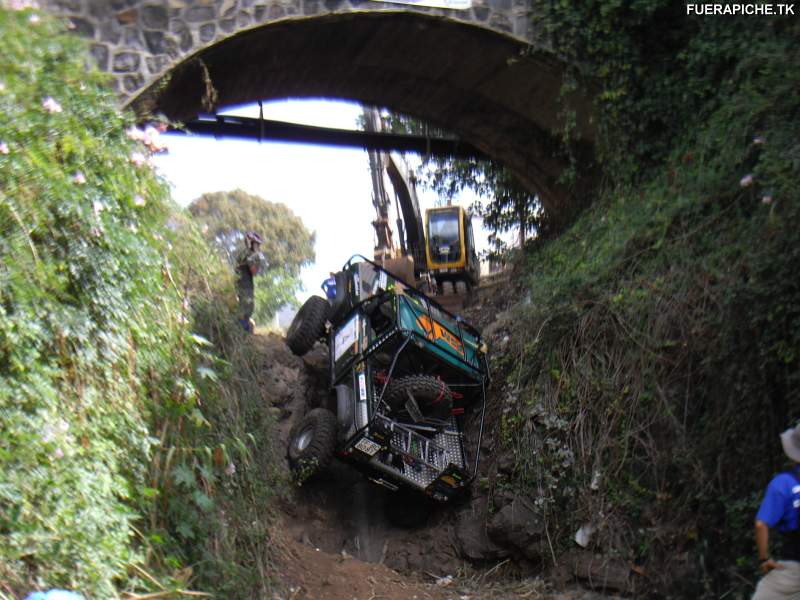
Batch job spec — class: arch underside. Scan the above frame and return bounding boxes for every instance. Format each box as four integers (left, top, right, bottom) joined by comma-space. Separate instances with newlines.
131, 13, 596, 220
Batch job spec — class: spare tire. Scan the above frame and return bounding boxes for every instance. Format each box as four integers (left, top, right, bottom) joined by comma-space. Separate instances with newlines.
286, 295, 329, 356
383, 376, 453, 422
287, 408, 338, 480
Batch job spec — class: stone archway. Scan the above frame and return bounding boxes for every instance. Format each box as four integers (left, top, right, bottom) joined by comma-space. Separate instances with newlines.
42, 1, 597, 222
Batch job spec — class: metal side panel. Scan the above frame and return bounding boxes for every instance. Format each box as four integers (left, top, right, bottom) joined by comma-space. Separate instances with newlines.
368, 415, 465, 489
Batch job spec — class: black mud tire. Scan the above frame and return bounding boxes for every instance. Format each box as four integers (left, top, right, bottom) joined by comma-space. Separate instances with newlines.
287, 408, 338, 480
383, 376, 453, 422
286, 295, 329, 356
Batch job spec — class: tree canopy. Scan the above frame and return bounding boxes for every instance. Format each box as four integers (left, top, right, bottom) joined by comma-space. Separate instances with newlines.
188, 190, 315, 322
419, 157, 544, 255
188, 189, 315, 276
380, 113, 544, 257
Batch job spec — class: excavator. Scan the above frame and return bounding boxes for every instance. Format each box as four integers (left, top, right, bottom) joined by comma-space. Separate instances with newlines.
362, 108, 480, 306
173, 104, 482, 303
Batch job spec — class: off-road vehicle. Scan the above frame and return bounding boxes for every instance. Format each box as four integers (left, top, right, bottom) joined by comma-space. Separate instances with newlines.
285, 256, 489, 502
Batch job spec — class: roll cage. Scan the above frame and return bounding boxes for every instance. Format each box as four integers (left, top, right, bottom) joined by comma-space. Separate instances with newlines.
325, 255, 490, 500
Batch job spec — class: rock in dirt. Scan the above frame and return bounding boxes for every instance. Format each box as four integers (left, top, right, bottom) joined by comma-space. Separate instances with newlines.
455, 497, 509, 561
566, 550, 633, 594
495, 451, 516, 476
302, 343, 329, 374
487, 495, 545, 560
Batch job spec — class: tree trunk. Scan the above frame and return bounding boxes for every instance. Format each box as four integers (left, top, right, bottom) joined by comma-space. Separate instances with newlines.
517, 199, 527, 248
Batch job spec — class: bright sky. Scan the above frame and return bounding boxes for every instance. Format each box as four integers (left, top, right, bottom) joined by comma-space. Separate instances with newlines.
152, 98, 489, 301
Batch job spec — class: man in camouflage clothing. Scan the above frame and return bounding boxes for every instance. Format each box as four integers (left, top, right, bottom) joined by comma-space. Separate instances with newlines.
235, 231, 263, 333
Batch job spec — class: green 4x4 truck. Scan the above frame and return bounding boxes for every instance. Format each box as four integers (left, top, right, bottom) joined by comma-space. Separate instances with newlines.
285, 256, 490, 502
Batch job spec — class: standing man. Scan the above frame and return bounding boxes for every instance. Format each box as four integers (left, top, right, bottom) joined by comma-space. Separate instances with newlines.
235, 231, 263, 333
753, 422, 800, 599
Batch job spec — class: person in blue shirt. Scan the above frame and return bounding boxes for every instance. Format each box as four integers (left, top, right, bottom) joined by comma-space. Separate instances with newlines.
322, 272, 337, 300
753, 422, 800, 599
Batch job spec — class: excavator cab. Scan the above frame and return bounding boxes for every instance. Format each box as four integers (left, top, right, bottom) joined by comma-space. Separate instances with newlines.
424, 206, 480, 291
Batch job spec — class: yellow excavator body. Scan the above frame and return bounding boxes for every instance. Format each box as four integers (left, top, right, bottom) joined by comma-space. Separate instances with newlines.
424, 206, 479, 287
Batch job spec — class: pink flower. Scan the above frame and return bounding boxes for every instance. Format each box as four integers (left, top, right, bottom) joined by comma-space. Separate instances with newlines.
72, 171, 86, 185
53, 448, 64, 459
143, 125, 168, 153
225, 463, 236, 476
133, 194, 146, 207
7, 0, 40, 10
130, 152, 146, 167
0, 142, 9, 155
41, 96, 62, 114
739, 174, 754, 188
149, 137, 168, 153
126, 126, 146, 142
762, 195, 773, 205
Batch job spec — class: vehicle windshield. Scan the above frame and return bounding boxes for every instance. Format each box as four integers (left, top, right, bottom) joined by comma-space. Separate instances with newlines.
428, 209, 461, 261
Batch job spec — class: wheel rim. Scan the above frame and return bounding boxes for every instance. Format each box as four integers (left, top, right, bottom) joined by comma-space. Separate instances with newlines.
295, 426, 314, 452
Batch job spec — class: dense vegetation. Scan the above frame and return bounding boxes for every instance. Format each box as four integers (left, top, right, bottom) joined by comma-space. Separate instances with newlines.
492, 3, 799, 597
2, 1, 796, 598
0, 8, 284, 598
188, 189, 314, 325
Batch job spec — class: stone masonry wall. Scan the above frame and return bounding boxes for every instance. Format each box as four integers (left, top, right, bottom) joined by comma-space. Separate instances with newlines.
41, 0, 535, 107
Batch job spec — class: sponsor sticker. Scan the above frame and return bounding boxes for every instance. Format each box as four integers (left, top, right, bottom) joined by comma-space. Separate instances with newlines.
358, 372, 367, 400
416, 314, 465, 356
355, 437, 381, 456
334, 315, 358, 361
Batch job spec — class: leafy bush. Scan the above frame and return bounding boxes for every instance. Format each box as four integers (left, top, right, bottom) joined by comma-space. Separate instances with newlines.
496, 5, 799, 598
0, 7, 285, 598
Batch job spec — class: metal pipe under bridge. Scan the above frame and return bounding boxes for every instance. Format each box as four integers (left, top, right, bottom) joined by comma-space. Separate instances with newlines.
170, 114, 487, 159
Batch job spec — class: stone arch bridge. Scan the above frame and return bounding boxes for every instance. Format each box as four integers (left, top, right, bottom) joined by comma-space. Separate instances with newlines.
40, 0, 596, 220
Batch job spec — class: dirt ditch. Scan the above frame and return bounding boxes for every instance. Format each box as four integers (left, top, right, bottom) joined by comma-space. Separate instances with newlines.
253, 280, 625, 600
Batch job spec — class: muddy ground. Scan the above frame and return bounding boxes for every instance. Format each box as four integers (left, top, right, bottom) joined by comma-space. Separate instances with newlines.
253, 280, 627, 600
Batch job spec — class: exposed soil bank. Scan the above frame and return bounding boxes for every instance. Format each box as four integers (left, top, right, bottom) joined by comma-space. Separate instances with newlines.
252, 279, 625, 599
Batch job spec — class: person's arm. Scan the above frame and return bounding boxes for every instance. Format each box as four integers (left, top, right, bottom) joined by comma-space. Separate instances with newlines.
246, 250, 260, 276
755, 520, 783, 573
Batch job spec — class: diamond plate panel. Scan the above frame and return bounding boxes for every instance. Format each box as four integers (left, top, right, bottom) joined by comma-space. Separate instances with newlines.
371, 415, 465, 488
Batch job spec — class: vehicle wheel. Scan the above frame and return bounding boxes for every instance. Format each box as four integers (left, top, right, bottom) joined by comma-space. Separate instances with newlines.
383, 376, 453, 422
286, 295, 329, 356
287, 408, 338, 480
